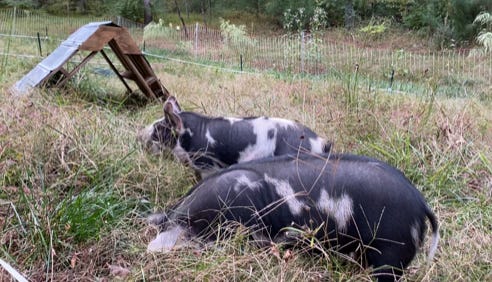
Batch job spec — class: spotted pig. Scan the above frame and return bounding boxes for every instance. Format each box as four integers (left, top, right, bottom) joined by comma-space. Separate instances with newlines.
137, 96, 331, 177
147, 153, 439, 281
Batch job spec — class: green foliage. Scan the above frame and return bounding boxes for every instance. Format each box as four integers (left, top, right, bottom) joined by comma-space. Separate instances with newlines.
354, 0, 408, 21
317, 0, 345, 26
1, 10, 492, 282
55, 188, 140, 243
114, 0, 144, 22
0, 0, 36, 9
474, 12, 492, 26
310, 6, 328, 32
476, 32, 492, 52
38, 0, 109, 15
283, 7, 309, 32
283, 5, 328, 33
402, 0, 492, 47
448, 0, 488, 42
343, 64, 360, 112
3, 0, 492, 46
220, 18, 248, 43
474, 12, 492, 53
402, 0, 455, 49
403, 0, 445, 31
359, 22, 387, 37
144, 19, 179, 40
266, 0, 318, 27
474, 11, 492, 28
211, 0, 267, 15
219, 17, 256, 52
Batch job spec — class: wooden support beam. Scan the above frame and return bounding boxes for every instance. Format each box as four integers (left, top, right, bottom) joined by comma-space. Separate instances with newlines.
100, 49, 133, 94
56, 51, 98, 88
108, 39, 157, 99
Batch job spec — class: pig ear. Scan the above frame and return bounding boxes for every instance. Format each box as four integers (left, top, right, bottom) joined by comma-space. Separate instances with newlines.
164, 96, 182, 114
164, 101, 183, 131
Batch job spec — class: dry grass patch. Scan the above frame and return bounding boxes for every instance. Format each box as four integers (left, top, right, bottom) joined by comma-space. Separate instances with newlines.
0, 57, 491, 281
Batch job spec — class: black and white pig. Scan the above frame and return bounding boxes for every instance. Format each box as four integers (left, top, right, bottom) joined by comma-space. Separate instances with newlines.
147, 153, 439, 281
138, 96, 331, 177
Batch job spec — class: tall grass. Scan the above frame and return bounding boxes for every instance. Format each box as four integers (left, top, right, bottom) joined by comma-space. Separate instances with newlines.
141, 22, 492, 99
2, 9, 491, 98
0, 7, 15, 82
1, 16, 491, 281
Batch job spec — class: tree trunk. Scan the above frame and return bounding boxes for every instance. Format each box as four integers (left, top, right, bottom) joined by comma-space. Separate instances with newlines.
201, 0, 207, 28
143, 0, 153, 25
184, 0, 189, 18
174, 0, 189, 38
78, 0, 88, 13
209, 0, 212, 19
344, 0, 355, 29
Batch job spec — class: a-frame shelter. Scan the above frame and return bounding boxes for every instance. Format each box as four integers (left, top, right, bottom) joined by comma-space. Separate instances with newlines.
13, 21, 169, 100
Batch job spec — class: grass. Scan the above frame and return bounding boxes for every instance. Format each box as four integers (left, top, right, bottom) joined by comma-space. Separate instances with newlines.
1, 16, 492, 281
141, 24, 492, 100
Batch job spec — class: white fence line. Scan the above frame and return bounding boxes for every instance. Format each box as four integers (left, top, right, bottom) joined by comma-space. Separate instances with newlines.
1, 8, 491, 97
142, 23, 492, 84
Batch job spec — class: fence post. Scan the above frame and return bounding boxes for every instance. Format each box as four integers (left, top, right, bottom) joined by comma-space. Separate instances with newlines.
301, 31, 305, 73
37, 32, 42, 56
12, 6, 17, 35
240, 54, 243, 71
389, 69, 395, 90
489, 52, 492, 79
195, 22, 198, 58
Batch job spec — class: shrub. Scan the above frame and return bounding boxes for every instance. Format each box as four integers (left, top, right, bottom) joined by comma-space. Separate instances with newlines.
359, 21, 387, 39
219, 17, 256, 55
474, 12, 492, 53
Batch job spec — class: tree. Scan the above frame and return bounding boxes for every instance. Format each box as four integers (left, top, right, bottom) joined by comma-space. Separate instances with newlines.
344, 0, 355, 29
0, 0, 37, 9
143, 0, 152, 24
174, 0, 188, 38
200, 0, 207, 27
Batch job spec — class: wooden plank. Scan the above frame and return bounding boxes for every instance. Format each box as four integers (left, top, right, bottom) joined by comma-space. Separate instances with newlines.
80, 26, 121, 51
109, 40, 156, 99
56, 51, 98, 88
100, 49, 133, 93
80, 26, 141, 54
114, 31, 142, 54
16, 21, 170, 99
